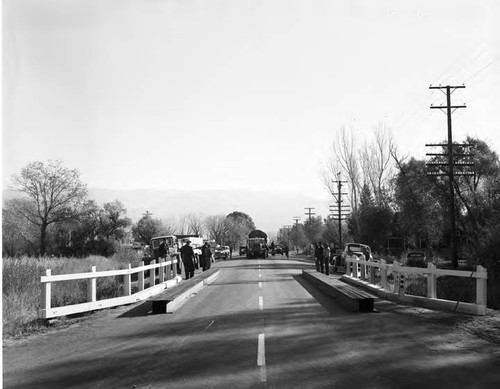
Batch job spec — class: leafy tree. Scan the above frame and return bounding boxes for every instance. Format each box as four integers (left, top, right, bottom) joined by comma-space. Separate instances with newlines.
224, 211, 256, 249
353, 183, 394, 251
303, 216, 324, 245
98, 200, 131, 241
393, 157, 444, 251
132, 214, 166, 245
9, 160, 87, 256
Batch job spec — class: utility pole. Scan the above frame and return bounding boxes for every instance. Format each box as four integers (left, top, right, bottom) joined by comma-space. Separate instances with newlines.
427, 84, 471, 269
329, 178, 349, 251
293, 217, 301, 254
143, 210, 153, 218
304, 207, 316, 247
284, 225, 292, 251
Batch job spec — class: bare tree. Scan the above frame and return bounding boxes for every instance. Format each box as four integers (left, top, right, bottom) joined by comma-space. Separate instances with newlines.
205, 215, 227, 245
324, 126, 362, 214
187, 213, 205, 236
10, 160, 87, 256
360, 124, 395, 204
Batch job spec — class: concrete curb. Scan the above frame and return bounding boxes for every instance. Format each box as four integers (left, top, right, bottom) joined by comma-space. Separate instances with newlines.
341, 275, 486, 316
150, 269, 221, 314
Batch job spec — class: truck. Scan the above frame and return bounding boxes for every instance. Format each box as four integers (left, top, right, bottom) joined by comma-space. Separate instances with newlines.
150, 234, 203, 268
246, 229, 268, 259
150, 235, 179, 261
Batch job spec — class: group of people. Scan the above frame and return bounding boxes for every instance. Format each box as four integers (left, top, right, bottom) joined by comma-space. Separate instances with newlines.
158, 239, 214, 280
314, 242, 335, 275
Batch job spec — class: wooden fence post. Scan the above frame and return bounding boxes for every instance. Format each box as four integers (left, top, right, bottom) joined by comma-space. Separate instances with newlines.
476, 265, 487, 306
369, 262, 376, 284
87, 266, 97, 303
124, 264, 132, 296
41, 269, 52, 310
380, 259, 388, 290
172, 256, 178, 278
138, 261, 145, 291
360, 257, 366, 280
394, 261, 400, 294
353, 257, 358, 279
159, 258, 165, 283
150, 259, 156, 287
427, 263, 437, 299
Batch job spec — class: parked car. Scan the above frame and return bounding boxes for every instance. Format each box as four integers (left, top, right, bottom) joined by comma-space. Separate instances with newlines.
271, 244, 284, 256
239, 245, 247, 256
406, 251, 427, 267
214, 245, 230, 260
340, 243, 372, 266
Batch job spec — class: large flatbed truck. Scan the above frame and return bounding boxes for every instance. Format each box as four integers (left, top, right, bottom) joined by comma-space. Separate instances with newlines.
246, 229, 268, 259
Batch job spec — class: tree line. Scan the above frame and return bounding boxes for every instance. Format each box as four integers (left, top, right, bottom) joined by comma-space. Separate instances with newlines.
320, 127, 500, 275
2, 161, 258, 258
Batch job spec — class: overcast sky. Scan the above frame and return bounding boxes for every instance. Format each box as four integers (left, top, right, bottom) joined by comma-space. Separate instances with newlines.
3, 0, 499, 203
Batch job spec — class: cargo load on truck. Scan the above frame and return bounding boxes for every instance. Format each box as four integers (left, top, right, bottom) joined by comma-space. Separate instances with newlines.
246, 229, 268, 259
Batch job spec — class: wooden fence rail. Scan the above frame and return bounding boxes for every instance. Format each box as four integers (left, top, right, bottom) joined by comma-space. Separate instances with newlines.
39, 258, 182, 319
344, 256, 487, 315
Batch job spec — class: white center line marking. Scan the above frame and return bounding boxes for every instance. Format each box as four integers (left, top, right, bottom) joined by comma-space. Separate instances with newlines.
259, 281, 262, 288
257, 333, 267, 382
259, 296, 263, 310
259, 273, 262, 279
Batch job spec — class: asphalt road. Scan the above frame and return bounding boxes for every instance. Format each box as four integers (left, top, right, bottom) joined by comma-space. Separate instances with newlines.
3, 256, 500, 388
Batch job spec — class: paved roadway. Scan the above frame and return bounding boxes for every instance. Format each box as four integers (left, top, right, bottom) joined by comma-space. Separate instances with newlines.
3, 255, 500, 388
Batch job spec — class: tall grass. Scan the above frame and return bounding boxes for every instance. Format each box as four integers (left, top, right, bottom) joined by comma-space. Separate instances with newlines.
2, 250, 143, 338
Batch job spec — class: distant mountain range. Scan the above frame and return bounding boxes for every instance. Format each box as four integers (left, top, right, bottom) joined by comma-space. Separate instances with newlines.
3, 187, 331, 234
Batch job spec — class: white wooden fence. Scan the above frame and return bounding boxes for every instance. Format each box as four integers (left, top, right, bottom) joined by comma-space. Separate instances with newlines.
39, 258, 182, 319
344, 256, 488, 315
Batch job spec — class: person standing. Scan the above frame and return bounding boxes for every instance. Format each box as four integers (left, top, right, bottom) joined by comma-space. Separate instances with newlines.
318, 242, 325, 273
200, 242, 212, 271
324, 243, 331, 275
283, 244, 289, 259
179, 240, 196, 279
314, 242, 320, 271
158, 239, 167, 259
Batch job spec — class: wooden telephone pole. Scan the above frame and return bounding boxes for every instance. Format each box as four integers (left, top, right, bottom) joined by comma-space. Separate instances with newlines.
329, 179, 349, 250
427, 84, 473, 268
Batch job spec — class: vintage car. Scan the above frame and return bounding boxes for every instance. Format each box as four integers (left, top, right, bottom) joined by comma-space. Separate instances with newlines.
271, 244, 284, 256
239, 245, 247, 256
214, 245, 230, 260
405, 251, 427, 267
340, 243, 372, 266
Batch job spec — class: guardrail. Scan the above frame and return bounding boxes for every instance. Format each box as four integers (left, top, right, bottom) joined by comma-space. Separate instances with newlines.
39, 258, 182, 319
344, 256, 487, 315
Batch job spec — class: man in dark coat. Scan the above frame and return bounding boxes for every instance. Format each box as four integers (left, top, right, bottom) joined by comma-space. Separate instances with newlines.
315, 242, 324, 273
158, 240, 167, 259
200, 242, 212, 271
179, 240, 195, 279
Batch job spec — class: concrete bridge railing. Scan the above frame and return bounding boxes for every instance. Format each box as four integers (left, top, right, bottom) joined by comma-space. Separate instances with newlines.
344, 256, 488, 315
39, 258, 182, 319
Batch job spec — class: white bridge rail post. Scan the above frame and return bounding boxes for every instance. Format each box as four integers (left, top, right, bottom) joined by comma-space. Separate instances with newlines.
138, 261, 145, 291
150, 260, 156, 287
124, 264, 132, 296
476, 265, 487, 306
380, 259, 388, 289
427, 262, 437, 299
88, 266, 97, 303
41, 269, 52, 311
